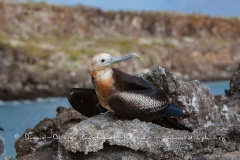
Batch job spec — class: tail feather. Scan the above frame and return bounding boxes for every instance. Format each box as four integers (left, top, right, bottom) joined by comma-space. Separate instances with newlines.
159, 104, 187, 118
68, 88, 106, 117
152, 117, 192, 132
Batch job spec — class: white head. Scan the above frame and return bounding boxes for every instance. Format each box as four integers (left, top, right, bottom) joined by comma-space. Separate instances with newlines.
92, 53, 139, 70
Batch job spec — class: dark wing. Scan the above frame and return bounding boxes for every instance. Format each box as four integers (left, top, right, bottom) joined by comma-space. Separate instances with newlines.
109, 89, 192, 131
109, 88, 177, 121
68, 88, 107, 117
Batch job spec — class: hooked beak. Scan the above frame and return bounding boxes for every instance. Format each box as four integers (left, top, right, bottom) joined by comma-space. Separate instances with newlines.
108, 53, 139, 65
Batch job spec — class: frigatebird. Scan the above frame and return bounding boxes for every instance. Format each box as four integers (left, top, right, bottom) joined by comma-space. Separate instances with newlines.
68, 53, 192, 132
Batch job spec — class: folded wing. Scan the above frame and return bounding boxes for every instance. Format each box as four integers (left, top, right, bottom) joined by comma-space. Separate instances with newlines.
108, 88, 184, 121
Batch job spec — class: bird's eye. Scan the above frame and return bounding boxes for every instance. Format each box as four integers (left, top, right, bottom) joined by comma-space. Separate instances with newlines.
101, 59, 105, 63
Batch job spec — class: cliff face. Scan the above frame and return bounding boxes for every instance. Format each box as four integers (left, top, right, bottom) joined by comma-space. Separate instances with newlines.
0, 1, 240, 100
0, 2, 240, 39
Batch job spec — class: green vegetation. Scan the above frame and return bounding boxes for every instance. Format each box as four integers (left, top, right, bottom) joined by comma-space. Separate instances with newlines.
0, 34, 6, 43
70, 53, 78, 61
40, 62, 48, 71
23, 44, 52, 59
1, 27, 237, 75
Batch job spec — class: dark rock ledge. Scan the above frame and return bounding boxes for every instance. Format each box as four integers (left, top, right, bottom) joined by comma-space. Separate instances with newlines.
14, 65, 240, 160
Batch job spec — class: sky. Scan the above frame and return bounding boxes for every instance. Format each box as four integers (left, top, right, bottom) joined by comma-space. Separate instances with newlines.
34, 0, 240, 17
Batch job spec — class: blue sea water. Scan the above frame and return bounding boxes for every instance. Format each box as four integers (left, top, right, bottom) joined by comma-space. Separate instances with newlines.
0, 98, 69, 159
204, 81, 230, 95
0, 81, 230, 159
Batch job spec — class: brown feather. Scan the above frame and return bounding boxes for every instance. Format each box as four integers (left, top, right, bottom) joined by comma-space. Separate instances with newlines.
92, 68, 115, 111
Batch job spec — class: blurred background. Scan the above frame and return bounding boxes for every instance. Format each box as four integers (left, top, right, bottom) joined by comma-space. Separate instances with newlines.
0, 0, 239, 158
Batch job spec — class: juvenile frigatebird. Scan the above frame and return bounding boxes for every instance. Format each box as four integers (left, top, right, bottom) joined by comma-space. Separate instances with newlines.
68, 53, 192, 132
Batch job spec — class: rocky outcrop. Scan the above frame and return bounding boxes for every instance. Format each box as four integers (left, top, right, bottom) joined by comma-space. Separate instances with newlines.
14, 66, 240, 160
14, 106, 84, 158
60, 113, 240, 159
142, 66, 240, 129
226, 64, 240, 97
